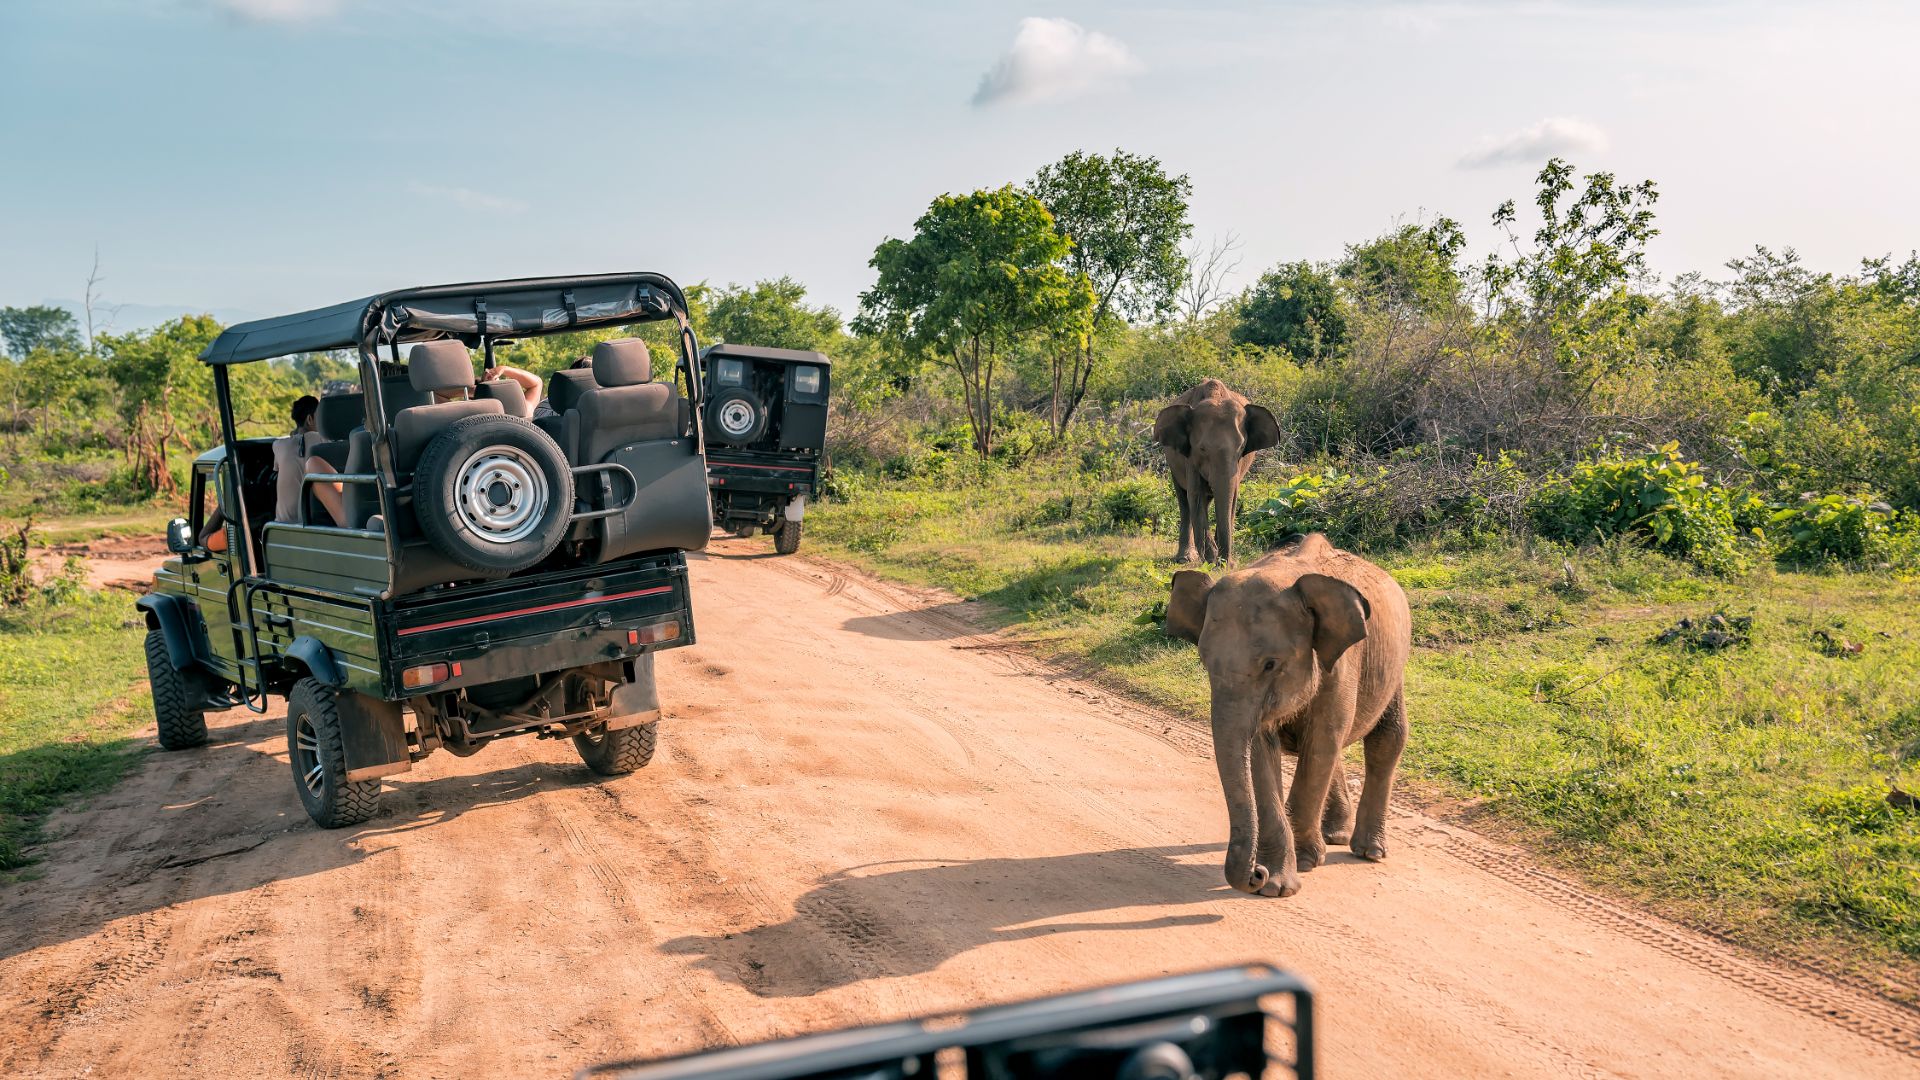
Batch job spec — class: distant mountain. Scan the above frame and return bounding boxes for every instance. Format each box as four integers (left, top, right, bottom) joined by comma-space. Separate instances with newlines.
32, 299, 265, 334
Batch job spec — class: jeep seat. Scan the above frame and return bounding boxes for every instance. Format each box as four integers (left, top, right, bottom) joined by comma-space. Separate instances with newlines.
390, 341, 503, 471
574, 339, 678, 464
308, 391, 365, 469
474, 377, 528, 417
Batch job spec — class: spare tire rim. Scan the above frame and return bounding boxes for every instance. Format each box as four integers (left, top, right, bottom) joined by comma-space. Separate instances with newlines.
716, 398, 759, 439
455, 445, 548, 544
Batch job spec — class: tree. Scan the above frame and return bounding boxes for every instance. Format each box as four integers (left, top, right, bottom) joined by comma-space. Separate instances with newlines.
856, 186, 1091, 457
1178, 232, 1243, 322
0, 305, 81, 358
705, 277, 843, 351
1029, 149, 1192, 434
1338, 218, 1466, 320
1233, 261, 1348, 359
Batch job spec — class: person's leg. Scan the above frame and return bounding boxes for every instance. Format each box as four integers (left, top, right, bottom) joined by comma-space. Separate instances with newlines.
304, 457, 346, 526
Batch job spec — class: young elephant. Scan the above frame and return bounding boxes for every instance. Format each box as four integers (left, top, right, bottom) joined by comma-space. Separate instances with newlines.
1166, 534, 1411, 898
1154, 379, 1281, 565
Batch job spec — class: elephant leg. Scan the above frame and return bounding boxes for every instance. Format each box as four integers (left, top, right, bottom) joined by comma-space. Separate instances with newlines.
1213, 483, 1237, 566
1251, 732, 1302, 897
1172, 474, 1196, 563
1352, 689, 1408, 861
1286, 725, 1339, 871
1191, 483, 1217, 564
1322, 755, 1355, 847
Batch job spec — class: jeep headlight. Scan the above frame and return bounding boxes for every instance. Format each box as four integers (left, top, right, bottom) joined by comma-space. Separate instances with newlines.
792, 365, 821, 396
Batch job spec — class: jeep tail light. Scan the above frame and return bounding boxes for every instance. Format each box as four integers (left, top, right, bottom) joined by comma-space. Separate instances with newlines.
630, 620, 679, 646
402, 663, 451, 689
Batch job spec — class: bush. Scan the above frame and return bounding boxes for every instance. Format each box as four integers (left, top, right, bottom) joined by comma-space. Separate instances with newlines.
1095, 476, 1172, 533
1530, 445, 1748, 574
1769, 493, 1916, 567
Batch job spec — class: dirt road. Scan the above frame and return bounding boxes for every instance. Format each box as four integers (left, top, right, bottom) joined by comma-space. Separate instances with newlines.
3, 539, 1916, 1078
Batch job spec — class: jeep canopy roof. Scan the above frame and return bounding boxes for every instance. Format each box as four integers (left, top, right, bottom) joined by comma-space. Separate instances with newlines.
701, 343, 832, 368
199, 272, 691, 366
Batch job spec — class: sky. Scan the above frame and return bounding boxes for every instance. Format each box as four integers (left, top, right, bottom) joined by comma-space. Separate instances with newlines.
2, 0, 1916, 330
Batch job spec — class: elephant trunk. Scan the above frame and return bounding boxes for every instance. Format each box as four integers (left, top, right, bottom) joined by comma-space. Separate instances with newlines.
1210, 698, 1267, 893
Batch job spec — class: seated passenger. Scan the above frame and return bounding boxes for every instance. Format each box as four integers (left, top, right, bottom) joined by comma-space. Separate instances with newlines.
198, 506, 229, 553
272, 394, 321, 522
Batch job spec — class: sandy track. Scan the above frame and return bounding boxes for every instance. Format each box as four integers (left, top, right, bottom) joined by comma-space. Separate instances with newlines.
2, 538, 1916, 1078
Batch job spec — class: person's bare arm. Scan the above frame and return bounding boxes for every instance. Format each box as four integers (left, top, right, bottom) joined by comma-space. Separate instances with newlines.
486, 364, 542, 412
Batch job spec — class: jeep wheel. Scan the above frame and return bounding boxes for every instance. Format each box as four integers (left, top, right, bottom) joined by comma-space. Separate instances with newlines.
414, 414, 573, 574
774, 517, 802, 555
287, 678, 381, 828
707, 388, 767, 446
574, 721, 657, 776
145, 629, 208, 750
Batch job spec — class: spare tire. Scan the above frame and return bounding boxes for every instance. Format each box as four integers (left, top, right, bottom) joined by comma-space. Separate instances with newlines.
414, 414, 574, 574
707, 387, 767, 446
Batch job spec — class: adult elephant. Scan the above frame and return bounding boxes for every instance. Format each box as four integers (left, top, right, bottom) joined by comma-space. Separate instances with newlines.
1153, 379, 1281, 564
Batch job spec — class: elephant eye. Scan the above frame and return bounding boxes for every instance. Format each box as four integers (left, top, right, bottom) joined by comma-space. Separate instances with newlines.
1262, 658, 1278, 673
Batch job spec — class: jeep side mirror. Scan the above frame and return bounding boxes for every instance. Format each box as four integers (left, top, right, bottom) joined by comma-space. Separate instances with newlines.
166, 518, 194, 555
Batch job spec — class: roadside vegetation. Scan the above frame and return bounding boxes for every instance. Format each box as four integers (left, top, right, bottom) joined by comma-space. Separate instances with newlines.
4, 149, 1918, 987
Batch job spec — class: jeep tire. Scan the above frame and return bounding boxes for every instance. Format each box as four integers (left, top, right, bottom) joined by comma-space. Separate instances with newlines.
287, 678, 381, 828
574, 721, 657, 776
145, 629, 208, 750
707, 387, 767, 446
414, 414, 573, 574
774, 516, 802, 555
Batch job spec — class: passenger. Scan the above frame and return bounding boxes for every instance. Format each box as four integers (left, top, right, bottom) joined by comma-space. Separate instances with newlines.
198, 506, 229, 553
272, 395, 321, 522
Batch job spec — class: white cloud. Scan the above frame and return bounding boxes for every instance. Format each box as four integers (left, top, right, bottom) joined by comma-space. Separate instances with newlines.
209, 0, 342, 23
1457, 116, 1610, 168
971, 17, 1141, 108
407, 182, 528, 214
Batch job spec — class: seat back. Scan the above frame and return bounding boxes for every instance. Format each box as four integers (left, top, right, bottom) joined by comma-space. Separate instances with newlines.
474, 378, 528, 417
390, 341, 502, 471
308, 391, 364, 469
573, 338, 680, 465
547, 368, 598, 414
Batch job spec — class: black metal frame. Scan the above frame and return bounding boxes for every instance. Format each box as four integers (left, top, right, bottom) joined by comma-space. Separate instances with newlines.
579, 964, 1314, 1080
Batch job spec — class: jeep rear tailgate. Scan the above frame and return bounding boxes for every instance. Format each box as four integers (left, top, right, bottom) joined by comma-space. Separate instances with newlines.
382, 553, 693, 698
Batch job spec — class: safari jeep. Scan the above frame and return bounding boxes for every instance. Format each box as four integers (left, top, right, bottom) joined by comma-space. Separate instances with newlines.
138, 273, 712, 827
699, 344, 830, 554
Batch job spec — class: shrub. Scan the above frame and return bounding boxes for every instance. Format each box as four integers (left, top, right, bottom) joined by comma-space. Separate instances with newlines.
1095, 476, 1173, 533
1769, 493, 1914, 567
1530, 445, 1748, 574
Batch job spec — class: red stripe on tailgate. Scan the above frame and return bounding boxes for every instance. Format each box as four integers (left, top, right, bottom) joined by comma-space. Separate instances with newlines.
398, 585, 673, 637
713, 462, 814, 473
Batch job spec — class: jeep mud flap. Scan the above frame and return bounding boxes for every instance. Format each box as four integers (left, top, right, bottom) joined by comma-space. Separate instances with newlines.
605, 654, 660, 731
338, 691, 411, 782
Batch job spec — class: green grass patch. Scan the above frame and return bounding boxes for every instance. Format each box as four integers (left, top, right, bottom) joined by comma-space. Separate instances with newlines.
0, 590, 153, 871
812, 463, 1920, 985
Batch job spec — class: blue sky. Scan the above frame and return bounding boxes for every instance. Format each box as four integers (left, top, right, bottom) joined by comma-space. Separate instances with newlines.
2, 0, 1915, 329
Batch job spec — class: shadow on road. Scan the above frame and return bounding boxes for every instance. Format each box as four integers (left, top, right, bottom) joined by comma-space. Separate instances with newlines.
661, 844, 1229, 997
840, 602, 983, 641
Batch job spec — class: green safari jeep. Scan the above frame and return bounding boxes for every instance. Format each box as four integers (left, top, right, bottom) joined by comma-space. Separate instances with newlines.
139, 273, 713, 827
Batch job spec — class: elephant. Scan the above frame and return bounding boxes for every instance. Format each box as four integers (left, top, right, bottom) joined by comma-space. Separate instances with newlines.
1164, 533, 1411, 898
1153, 379, 1281, 565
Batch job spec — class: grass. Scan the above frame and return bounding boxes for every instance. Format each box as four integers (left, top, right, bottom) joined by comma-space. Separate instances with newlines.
0, 589, 154, 872
811, 461, 1920, 995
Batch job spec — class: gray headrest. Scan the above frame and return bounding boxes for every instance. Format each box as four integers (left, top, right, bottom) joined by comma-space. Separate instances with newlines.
548, 368, 598, 413
592, 338, 652, 387
315, 392, 365, 440
408, 340, 475, 393
475, 379, 527, 415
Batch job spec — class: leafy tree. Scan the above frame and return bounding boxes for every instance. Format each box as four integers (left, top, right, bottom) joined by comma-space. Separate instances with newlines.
1480, 158, 1660, 380
0, 306, 81, 358
705, 277, 843, 351
856, 185, 1091, 457
1029, 149, 1192, 433
1233, 261, 1348, 359
1338, 218, 1466, 319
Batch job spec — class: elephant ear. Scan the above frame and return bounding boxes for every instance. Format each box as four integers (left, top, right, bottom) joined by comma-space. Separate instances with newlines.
1154, 403, 1193, 455
1243, 404, 1282, 454
1294, 572, 1371, 672
1165, 569, 1215, 644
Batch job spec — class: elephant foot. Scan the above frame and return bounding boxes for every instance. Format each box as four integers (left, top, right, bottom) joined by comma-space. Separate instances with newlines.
1250, 863, 1302, 898
1175, 549, 1197, 565
1294, 841, 1326, 872
1325, 828, 1353, 847
1350, 830, 1388, 861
